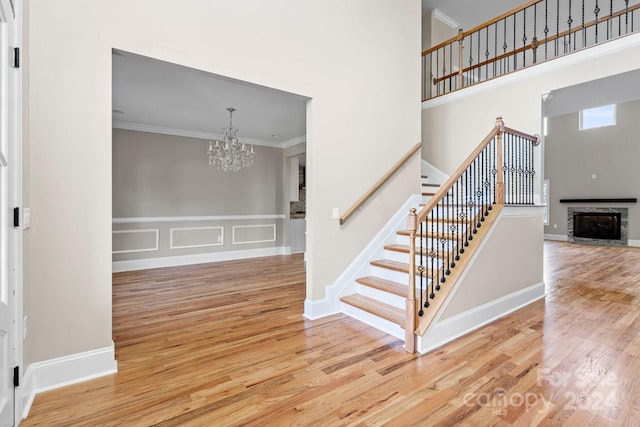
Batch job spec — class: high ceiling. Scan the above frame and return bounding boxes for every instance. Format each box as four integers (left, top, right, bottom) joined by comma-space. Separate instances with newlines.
113, 3, 527, 147
421, 0, 529, 29
112, 51, 308, 147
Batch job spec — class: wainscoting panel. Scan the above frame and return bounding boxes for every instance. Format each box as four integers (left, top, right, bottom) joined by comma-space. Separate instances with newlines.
113, 216, 285, 271
232, 224, 277, 245
112, 229, 159, 254
170, 226, 224, 249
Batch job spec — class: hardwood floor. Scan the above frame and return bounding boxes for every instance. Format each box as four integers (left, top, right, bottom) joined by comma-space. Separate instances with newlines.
22, 242, 640, 426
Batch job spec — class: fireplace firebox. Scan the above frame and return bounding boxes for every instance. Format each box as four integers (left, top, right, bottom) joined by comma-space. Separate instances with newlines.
573, 212, 621, 240
567, 207, 628, 246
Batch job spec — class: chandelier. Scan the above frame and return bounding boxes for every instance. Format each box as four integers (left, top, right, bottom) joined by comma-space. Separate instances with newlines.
208, 107, 255, 172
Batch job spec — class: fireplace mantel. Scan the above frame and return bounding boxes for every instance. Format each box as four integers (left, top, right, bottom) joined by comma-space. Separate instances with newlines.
560, 198, 637, 203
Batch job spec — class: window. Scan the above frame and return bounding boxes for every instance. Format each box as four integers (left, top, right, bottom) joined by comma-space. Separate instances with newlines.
579, 104, 616, 130
543, 179, 549, 225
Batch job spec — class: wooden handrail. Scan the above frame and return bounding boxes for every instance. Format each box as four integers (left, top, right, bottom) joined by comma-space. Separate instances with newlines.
431, 2, 640, 85
415, 120, 537, 222
340, 143, 421, 226
422, 0, 541, 57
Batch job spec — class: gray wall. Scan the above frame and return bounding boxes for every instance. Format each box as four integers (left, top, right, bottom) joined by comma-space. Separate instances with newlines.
544, 99, 640, 239
112, 129, 285, 262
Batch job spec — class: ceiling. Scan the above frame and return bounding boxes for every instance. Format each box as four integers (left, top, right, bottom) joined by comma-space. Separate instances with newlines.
112, 51, 308, 147
113, 3, 527, 147
421, 0, 529, 29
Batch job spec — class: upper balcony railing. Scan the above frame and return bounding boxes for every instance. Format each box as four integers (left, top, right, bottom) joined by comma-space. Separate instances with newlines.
422, 0, 640, 101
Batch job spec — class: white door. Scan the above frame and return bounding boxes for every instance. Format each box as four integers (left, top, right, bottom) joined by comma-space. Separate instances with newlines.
0, 0, 18, 424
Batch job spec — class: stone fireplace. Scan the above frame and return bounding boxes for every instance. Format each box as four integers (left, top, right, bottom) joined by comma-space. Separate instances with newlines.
567, 207, 628, 246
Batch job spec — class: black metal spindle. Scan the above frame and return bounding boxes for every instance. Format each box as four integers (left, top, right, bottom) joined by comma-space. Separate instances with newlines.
533, 3, 538, 64
609, 0, 613, 40
429, 214, 435, 301
544, 0, 549, 59
419, 220, 425, 314
626, 0, 630, 33
523, 8, 528, 66
582, 0, 586, 48
595, 0, 600, 43
568, 0, 573, 52
446, 191, 451, 275
477, 30, 481, 82
556, 0, 560, 56
513, 13, 517, 69
494, 23, 498, 77
485, 27, 490, 80
449, 44, 454, 92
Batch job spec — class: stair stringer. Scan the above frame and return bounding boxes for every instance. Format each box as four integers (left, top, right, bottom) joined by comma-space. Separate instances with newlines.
416, 206, 546, 354
303, 193, 423, 320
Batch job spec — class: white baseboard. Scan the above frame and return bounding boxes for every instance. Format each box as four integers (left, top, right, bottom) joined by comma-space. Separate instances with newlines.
545, 234, 640, 248
417, 282, 545, 354
113, 246, 291, 272
544, 233, 567, 241
21, 343, 118, 420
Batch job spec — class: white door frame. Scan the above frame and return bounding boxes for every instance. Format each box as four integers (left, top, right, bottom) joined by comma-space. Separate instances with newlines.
0, 0, 23, 424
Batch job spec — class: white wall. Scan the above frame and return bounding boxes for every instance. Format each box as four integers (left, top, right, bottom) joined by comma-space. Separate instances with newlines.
24, 0, 421, 366
422, 34, 640, 175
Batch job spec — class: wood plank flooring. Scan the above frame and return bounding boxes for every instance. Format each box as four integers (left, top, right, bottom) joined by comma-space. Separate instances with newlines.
22, 242, 640, 426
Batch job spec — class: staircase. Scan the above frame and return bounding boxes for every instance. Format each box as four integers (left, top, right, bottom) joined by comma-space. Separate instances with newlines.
339, 192, 476, 338
338, 117, 540, 352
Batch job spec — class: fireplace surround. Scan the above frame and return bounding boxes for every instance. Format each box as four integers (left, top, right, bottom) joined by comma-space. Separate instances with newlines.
567, 207, 628, 246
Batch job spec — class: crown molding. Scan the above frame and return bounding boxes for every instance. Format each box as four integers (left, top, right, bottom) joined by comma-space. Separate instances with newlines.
112, 121, 304, 149
281, 135, 306, 148
432, 9, 459, 30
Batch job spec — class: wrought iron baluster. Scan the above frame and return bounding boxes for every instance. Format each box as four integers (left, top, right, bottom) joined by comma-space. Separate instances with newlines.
582, 0, 586, 48
449, 44, 453, 92
544, 0, 549, 59
533, 3, 538, 64
595, 0, 600, 43
503, 18, 508, 73
513, 13, 517, 69
429, 213, 435, 301
609, 0, 613, 40
494, 22, 498, 77
456, 179, 462, 260
477, 30, 481, 82
626, 0, 630, 34
567, 0, 573, 52
485, 26, 489, 80
419, 220, 426, 312
556, 0, 560, 56
523, 8, 528, 65
446, 191, 451, 275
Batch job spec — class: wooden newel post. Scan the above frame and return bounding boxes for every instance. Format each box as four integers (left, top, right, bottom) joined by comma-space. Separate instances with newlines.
405, 208, 418, 353
457, 29, 464, 89
495, 117, 505, 205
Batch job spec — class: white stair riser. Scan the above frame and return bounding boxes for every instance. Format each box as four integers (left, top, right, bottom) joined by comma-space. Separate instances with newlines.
384, 250, 447, 269
356, 284, 406, 309
370, 266, 437, 286
371, 266, 409, 284
340, 302, 405, 340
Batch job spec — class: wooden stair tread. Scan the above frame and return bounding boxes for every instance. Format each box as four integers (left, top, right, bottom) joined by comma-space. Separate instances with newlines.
371, 259, 441, 275
396, 230, 455, 240
371, 259, 409, 273
340, 294, 405, 327
422, 192, 436, 196
422, 183, 440, 187
356, 276, 406, 297
384, 244, 453, 258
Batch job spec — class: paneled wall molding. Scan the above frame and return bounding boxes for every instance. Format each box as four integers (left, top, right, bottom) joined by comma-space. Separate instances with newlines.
169, 226, 224, 249
113, 120, 305, 149
232, 224, 277, 245
112, 229, 159, 254
113, 214, 285, 224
